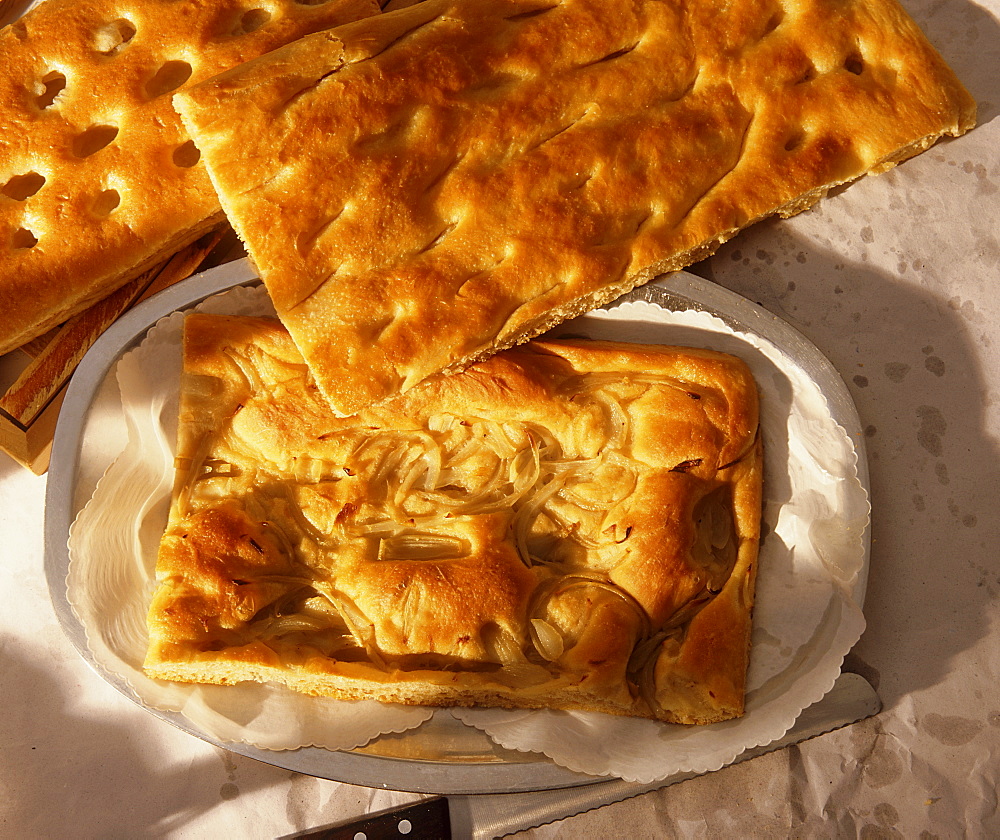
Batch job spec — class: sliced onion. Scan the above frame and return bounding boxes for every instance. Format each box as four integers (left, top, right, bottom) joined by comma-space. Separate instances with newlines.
530, 618, 565, 661
663, 591, 713, 629
346, 432, 382, 463
442, 435, 483, 468
392, 446, 431, 509
379, 533, 469, 561
540, 575, 652, 639
369, 442, 409, 488
508, 437, 542, 498
291, 456, 340, 485
244, 485, 329, 548
626, 629, 673, 713
539, 503, 601, 548
426, 412, 459, 434
480, 418, 520, 459
318, 587, 386, 670
493, 662, 555, 688
430, 456, 505, 507
222, 345, 265, 394
710, 501, 733, 549
559, 371, 671, 395
594, 392, 630, 450
512, 471, 573, 566
354, 519, 405, 536
555, 486, 605, 513
421, 448, 443, 493
482, 623, 527, 666
258, 613, 331, 638
174, 433, 217, 516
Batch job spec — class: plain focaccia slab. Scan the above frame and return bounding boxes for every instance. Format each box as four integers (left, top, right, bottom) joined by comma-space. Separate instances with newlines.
0, 0, 379, 355
174, 0, 975, 416
144, 313, 763, 725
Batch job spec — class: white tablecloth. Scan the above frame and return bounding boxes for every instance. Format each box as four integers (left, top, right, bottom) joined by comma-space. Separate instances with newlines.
2, 0, 999, 835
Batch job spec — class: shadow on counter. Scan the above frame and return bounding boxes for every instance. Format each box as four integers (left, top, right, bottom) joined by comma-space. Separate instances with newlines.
0, 640, 280, 837
913, 0, 1000, 130
692, 217, 999, 712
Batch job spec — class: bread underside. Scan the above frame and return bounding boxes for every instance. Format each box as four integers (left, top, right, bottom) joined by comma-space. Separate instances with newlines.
0, 0, 379, 355
174, 0, 976, 416
144, 313, 763, 725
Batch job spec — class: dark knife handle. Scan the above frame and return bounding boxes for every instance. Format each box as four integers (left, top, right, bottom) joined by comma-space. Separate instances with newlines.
285, 796, 451, 840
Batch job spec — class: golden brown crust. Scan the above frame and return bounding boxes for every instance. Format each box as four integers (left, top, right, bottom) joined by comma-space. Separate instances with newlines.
144, 313, 763, 724
0, 0, 379, 355
174, 0, 975, 415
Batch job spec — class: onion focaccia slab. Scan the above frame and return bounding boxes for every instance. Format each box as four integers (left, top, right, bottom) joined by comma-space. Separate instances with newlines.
174, 0, 975, 416
0, 0, 379, 355
144, 312, 762, 725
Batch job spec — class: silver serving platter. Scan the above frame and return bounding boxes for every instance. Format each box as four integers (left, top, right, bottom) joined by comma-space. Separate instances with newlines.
44, 260, 869, 794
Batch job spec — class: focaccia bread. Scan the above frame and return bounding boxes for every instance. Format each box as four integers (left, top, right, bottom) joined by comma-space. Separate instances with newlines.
174, 0, 975, 416
0, 0, 379, 355
144, 312, 763, 725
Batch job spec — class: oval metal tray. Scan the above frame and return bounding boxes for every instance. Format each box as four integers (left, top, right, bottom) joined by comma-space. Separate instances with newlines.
44, 259, 869, 794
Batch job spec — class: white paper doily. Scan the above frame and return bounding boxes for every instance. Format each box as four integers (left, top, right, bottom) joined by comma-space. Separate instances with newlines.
65, 273, 868, 784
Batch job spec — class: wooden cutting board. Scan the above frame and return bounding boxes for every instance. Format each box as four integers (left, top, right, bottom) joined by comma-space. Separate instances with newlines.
0, 228, 228, 474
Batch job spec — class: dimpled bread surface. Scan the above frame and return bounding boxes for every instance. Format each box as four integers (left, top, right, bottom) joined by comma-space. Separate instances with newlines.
174, 0, 975, 417
0, 0, 379, 355
144, 313, 763, 724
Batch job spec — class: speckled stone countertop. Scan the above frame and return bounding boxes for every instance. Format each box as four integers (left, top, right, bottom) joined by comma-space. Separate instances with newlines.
2, 0, 998, 836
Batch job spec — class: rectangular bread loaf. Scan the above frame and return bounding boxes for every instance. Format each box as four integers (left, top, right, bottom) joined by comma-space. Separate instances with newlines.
174, 0, 975, 416
144, 313, 763, 725
0, 0, 379, 355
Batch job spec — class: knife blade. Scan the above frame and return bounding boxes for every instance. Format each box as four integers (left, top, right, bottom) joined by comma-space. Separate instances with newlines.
287, 672, 880, 840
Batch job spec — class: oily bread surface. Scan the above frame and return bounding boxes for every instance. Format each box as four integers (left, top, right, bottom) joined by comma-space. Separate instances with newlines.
175, 0, 976, 416
0, 0, 379, 355
144, 313, 763, 725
